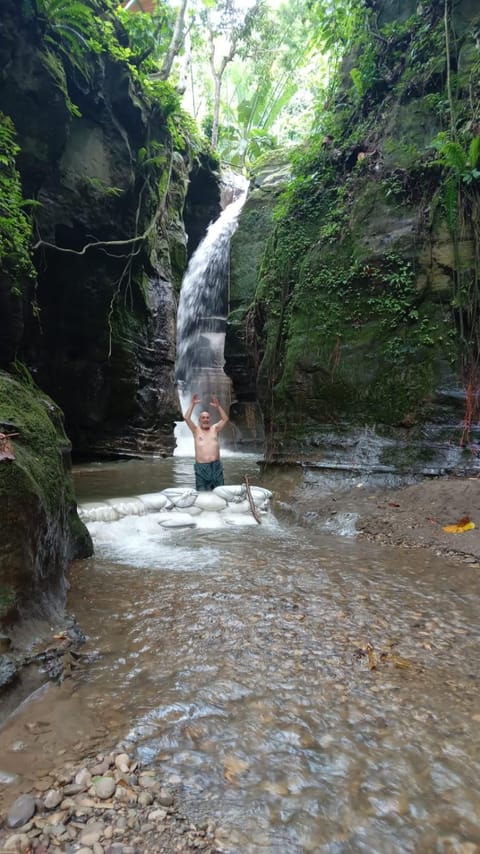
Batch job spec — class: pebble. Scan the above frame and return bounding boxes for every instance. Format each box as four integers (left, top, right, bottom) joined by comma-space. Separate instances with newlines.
114, 753, 131, 773
7, 794, 36, 828
95, 777, 116, 800
75, 767, 93, 787
4, 832, 31, 851
158, 788, 175, 806
43, 789, 63, 810
0, 749, 218, 854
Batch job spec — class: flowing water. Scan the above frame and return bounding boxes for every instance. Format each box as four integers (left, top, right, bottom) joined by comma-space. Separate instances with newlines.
175, 180, 248, 445
1, 456, 480, 853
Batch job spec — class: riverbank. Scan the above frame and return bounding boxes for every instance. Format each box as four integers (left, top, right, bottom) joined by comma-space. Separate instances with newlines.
284, 473, 480, 564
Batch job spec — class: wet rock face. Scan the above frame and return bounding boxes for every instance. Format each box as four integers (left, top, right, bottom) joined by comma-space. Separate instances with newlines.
0, 372, 92, 629
228, 4, 480, 471
0, 0, 219, 458
184, 156, 222, 260
225, 154, 290, 443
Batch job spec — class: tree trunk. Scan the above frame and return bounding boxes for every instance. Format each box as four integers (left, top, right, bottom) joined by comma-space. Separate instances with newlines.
159, 0, 189, 81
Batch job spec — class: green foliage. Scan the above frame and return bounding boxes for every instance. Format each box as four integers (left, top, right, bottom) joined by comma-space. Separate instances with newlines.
0, 115, 35, 283
117, 3, 174, 73
35, 0, 100, 76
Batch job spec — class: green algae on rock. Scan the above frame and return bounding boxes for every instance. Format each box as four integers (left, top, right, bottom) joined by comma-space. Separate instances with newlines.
0, 371, 91, 626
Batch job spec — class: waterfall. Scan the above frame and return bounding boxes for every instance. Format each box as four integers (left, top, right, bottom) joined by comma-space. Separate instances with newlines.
175, 177, 248, 447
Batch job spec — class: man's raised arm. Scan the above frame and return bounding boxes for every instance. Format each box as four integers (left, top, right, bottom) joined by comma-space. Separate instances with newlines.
211, 396, 229, 431
183, 394, 200, 433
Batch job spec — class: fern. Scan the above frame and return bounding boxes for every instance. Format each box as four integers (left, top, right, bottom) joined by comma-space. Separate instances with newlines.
440, 141, 467, 174
468, 136, 480, 170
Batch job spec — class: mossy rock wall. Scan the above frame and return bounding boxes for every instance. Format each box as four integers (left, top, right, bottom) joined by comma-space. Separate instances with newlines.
227, 0, 480, 472
0, 0, 220, 457
0, 372, 91, 626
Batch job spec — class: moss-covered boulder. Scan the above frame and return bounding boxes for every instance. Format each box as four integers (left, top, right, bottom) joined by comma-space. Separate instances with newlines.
0, 372, 91, 627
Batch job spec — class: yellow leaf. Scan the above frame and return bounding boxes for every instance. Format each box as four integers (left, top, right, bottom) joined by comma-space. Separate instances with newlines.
442, 521, 475, 534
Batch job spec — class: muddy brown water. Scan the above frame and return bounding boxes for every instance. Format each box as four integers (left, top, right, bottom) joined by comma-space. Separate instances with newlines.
1, 455, 480, 852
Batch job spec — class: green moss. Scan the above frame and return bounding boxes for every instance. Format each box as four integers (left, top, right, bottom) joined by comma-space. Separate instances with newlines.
0, 115, 35, 282
0, 372, 67, 513
0, 585, 16, 619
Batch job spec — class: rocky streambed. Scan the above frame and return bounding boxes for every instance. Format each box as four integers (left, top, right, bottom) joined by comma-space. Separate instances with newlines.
1, 748, 219, 853
1, 466, 480, 854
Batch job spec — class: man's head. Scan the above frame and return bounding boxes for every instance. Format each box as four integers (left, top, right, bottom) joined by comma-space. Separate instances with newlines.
199, 410, 211, 429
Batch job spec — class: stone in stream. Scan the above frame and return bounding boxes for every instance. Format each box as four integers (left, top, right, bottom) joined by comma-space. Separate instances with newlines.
94, 776, 116, 799
157, 788, 174, 807
3, 833, 31, 851
43, 788, 63, 810
6, 794, 36, 827
75, 767, 92, 787
114, 752, 131, 773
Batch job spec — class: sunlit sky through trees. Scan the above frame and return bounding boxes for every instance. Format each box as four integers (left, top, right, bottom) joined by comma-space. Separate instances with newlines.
122, 0, 337, 169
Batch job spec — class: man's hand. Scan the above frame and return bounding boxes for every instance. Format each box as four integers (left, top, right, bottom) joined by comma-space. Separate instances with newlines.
210, 396, 229, 431
192, 393, 200, 406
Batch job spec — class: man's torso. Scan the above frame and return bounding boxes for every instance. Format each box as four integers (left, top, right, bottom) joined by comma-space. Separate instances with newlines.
194, 426, 220, 462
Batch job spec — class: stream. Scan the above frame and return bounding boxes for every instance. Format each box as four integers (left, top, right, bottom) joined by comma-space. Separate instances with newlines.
1, 455, 480, 852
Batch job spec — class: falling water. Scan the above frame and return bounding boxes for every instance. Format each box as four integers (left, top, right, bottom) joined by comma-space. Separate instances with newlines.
175, 177, 248, 431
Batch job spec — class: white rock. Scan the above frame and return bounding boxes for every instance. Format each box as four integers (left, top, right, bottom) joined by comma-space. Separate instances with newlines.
44, 789, 63, 810
75, 768, 92, 787
148, 808, 167, 821
3, 833, 31, 852
114, 753, 131, 773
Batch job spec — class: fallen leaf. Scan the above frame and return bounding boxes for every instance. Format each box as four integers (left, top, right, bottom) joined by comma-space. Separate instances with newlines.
224, 754, 249, 784
442, 519, 475, 533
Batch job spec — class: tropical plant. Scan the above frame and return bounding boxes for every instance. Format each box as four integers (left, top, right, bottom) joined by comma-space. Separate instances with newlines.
0, 115, 35, 281
35, 0, 99, 66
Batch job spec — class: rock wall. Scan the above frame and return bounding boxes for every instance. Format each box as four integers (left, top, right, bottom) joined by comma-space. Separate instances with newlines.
0, 0, 220, 458
0, 372, 92, 629
226, 0, 480, 474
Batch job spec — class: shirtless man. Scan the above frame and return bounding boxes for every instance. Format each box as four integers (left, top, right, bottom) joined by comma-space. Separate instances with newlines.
183, 394, 229, 491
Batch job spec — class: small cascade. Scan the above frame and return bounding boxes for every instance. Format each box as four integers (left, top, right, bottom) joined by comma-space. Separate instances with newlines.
175, 176, 248, 442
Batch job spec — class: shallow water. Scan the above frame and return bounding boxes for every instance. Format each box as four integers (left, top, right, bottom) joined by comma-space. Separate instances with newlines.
1, 456, 480, 853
